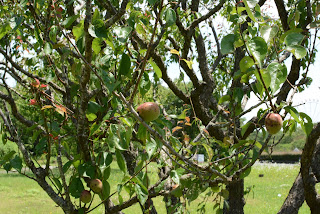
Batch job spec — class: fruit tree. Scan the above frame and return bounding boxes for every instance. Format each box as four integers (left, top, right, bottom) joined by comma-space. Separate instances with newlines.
0, 0, 320, 213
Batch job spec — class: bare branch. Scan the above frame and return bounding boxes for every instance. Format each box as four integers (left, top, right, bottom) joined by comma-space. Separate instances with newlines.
188, 0, 226, 30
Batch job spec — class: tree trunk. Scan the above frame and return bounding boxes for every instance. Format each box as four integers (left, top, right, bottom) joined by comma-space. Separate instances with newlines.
277, 173, 305, 214
278, 140, 320, 214
224, 179, 245, 214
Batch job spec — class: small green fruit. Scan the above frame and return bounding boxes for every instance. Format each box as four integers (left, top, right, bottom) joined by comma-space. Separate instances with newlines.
136, 102, 160, 122
80, 190, 91, 204
265, 113, 283, 135
90, 179, 103, 193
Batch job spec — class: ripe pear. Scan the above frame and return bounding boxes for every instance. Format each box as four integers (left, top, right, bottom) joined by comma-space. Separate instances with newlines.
265, 113, 283, 135
80, 190, 91, 204
90, 179, 103, 193
136, 102, 160, 122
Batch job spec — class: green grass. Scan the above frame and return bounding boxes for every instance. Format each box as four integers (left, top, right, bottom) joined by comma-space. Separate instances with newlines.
0, 162, 315, 213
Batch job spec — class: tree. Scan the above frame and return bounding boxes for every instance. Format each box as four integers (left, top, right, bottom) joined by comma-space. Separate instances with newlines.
0, 0, 319, 213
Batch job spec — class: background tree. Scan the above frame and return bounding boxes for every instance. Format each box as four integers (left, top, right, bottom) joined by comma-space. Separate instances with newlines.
0, 0, 320, 214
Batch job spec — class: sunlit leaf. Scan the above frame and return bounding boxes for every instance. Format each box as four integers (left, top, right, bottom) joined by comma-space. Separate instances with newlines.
170, 49, 180, 56
247, 37, 267, 68
221, 34, 235, 55
165, 8, 176, 26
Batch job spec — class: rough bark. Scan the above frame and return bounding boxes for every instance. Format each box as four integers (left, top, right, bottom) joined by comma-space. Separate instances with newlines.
224, 179, 245, 214
301, 123, 320, 213
278, 140, 320, 214
277, 173, 305, 214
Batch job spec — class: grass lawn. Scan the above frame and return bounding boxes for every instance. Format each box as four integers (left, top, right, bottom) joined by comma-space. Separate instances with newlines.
0, 162, 315, 213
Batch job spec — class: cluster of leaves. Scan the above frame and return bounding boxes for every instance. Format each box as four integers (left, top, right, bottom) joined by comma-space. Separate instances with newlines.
0, 0, 319, 213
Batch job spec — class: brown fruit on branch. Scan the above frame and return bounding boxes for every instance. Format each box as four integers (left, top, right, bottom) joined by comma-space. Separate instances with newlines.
136, 102, 160, 122
265, 113, 283, 135
80, 190, 91, 204
90, 179, 103, 193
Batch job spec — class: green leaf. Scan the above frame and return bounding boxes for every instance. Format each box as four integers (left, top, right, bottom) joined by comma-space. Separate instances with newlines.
0, 23, 11, 40
149, 58, 162, 78
69, 177, 84, 198
147, 0, 158, 5
103, 166, 111, 180
240, 166, 252, 179
286, 45, 307, 59
49, 26, 58, 43
221, 34, 235, 55
267, 62, 287, 93
110, 124, 129, 150
62, 15, 79, 28
241, 122, 252, 137
116, 149, 127, 173
119, 53, 131, 76
92, 19, 108, 38
170, 170, 180, 185
247, 37, 267, 68
105, 153, 113, 167
146, 138, 157, 159
218, 95, 231, 104
44, 42, 52, 55
285, 106, 300, 122
137, 124, 148, 144
88, 101, 101, 114
52, 177, 63, 192
100, 179, 110, 200
254, 69, 270, 91
165, 8, 176, 26
101, 70, 120, 93
78, 162, 95, 179
135, 184, 148, 205
285, 32, 305, 46
299, 112, 313, 136
0, 151, 16, 164
10, 155, 22, 172
243, 0, 258, 22
240, 56, 255, 73
260, 25, 278, 43
72, 21, 84, 41
202, 143, 213, 161
114, 26, 132, 43
246, 0, 259, 8
92, 38, 102, 54
86, 113, 97, 121
63, 160, 73, 173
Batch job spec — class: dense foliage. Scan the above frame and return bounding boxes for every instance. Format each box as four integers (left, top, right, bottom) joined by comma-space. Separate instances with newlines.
0, 0, 320, 213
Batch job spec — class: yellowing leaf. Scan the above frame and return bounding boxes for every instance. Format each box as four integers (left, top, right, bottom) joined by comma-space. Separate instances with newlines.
172, 126, 182, 133
182, 59, 193, 69
170, 49, 180, 56
41, 105, 54, 110
185, 122, 192, 126
183, 135, 190, 143
55, 105, 68, 116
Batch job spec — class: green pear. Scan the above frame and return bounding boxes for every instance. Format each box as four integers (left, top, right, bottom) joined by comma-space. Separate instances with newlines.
90, 179, 103, 193
80, 190, 91, 204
